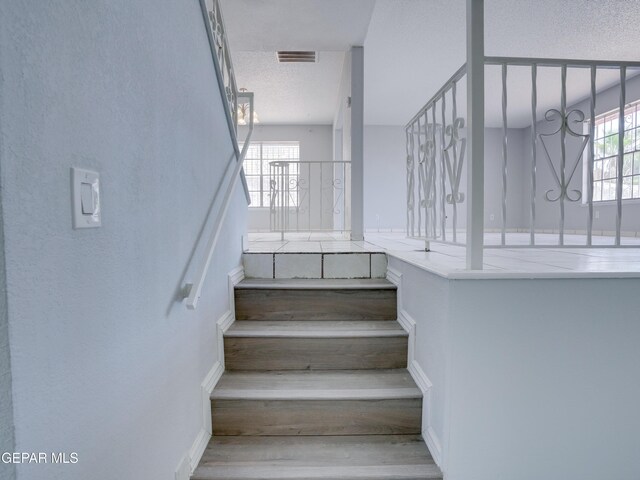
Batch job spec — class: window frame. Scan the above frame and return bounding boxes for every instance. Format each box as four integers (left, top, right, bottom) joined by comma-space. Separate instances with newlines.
586, 99, 640, 203
241, 141, 300, 208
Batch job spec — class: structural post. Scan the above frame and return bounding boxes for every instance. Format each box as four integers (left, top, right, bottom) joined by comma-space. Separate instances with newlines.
350, 46, 365, 241
465, 0, 485, 269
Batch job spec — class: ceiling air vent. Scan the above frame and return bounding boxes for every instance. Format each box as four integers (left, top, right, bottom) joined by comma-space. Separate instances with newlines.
277, 51, 317, 63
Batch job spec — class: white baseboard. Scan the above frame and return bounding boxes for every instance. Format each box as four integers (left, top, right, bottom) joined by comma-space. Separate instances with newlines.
386, 266, 402, 287
425, 426, 443, 468
187, 428, 210, 474
175, 265, 244, 479
228, 265, 244, 320
398, 310, 416, 367
408, 360, 442, 468
408, 359, 432, 392
175, 454, 191, 480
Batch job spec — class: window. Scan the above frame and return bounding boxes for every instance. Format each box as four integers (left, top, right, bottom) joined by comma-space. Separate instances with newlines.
591, 100, 640, 202
242, 142, 300, 207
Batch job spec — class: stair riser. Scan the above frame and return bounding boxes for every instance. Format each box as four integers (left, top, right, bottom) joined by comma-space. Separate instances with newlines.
212, 398, 422, 436
234, 288, 397, 321
224, 337, 408, 371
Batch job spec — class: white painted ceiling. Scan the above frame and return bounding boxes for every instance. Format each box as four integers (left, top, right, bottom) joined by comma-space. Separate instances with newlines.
221, 0, 640, 126
232, 51, 347, 124
220, 0, 376, 124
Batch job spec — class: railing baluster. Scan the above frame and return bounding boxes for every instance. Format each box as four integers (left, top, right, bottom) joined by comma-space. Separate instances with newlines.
587, 66, 596, 246
422, 111, 430, 239
417, 115, 423, 236
501, 63, 508, 246
559, 64, 567, 246
616, 66, 626, 245
431, 104, 438, 239
405, 127, 411, 236
530, 63, 537, 245
451, 82, 459, 243
281, 163, 286, 240
320, 162, 324, 230
441, 93, 447, 242
406, 124, 416, 237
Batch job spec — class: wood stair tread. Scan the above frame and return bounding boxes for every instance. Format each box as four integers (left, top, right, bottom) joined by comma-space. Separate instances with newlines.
192, 435, 442, 480
225, 320, 408, 338
193, 464, 442, 479
212, 369, 421, 400
236, 278, 396, 290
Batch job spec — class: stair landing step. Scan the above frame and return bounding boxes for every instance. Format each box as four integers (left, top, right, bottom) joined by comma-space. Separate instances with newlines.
236, 278, 396, 290
193, 435, 442, 480
212, 370, 421, 401
225, 320, 407, 338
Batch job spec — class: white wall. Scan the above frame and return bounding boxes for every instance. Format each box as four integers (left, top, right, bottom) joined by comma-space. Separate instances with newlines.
363, 126, 406, 230
389, 257, 640, 480
238, 124, 333, 232
446, 278, 640, 480
0, 198, 15, 480
0, 1, 247, 479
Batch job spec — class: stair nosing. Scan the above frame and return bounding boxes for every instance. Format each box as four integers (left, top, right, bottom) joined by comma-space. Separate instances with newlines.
235, 278, 396, 290
212, 370, 421, 401
193, 463, 442, 479
224, 330, 407, 338
211, 387, 422, 401
225, 320, 407, 339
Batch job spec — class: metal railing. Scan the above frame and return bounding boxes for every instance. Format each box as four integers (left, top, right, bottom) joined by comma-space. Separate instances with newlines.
405, 64, 468, 247
487, 57, 640, 247
183, 0, 254, 309
269, 161, 351, 238
406, 56, 640, 256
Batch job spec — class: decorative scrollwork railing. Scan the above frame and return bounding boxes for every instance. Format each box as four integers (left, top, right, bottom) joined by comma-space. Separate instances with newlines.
269, 161, 351, 238
406, 57, 640, 249
405, 64, 467, 245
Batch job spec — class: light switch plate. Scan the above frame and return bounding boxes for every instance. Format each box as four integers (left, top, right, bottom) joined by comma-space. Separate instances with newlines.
71, 167, 101, 229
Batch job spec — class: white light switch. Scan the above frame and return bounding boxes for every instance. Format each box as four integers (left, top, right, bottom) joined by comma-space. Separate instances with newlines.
80, 183, 95, 214
72, 167, 101, 229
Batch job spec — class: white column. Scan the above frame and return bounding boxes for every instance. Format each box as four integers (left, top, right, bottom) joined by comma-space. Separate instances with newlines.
465, 0, 485, 269
350, 46, 365, 241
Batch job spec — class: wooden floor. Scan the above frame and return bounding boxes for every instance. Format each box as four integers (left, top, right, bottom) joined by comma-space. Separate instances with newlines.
192, 277, 443, 480
192, 435, 442, 479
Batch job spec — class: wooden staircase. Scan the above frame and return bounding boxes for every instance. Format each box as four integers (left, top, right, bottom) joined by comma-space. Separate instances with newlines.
192, 276, 443, 479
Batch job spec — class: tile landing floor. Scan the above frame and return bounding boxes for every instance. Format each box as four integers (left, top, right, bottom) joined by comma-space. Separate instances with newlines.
247, 232, 640, 278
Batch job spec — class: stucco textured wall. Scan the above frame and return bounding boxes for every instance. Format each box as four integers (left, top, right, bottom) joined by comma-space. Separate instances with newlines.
0, 1, 247, 479
0, 179, 16, 480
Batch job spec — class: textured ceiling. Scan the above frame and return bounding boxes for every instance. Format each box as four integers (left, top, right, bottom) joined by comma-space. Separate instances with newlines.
221, 0, 640, 126
233, 51, 346, 125
365, 0, 640, 126
221, 0, 376, 124
221, 0, 376, 52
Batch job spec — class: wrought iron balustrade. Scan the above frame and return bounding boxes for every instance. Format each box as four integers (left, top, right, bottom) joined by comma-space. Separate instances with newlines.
269, 161, 351, 238
406, 57, 640, 251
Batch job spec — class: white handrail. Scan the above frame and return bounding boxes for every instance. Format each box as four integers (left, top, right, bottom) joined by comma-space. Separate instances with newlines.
198, 0, 251, 203
183, 0, 255, 309
186, 93, 253, 309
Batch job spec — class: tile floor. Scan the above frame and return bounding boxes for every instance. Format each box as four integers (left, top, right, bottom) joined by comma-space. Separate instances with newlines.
247, 231, 640, 278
